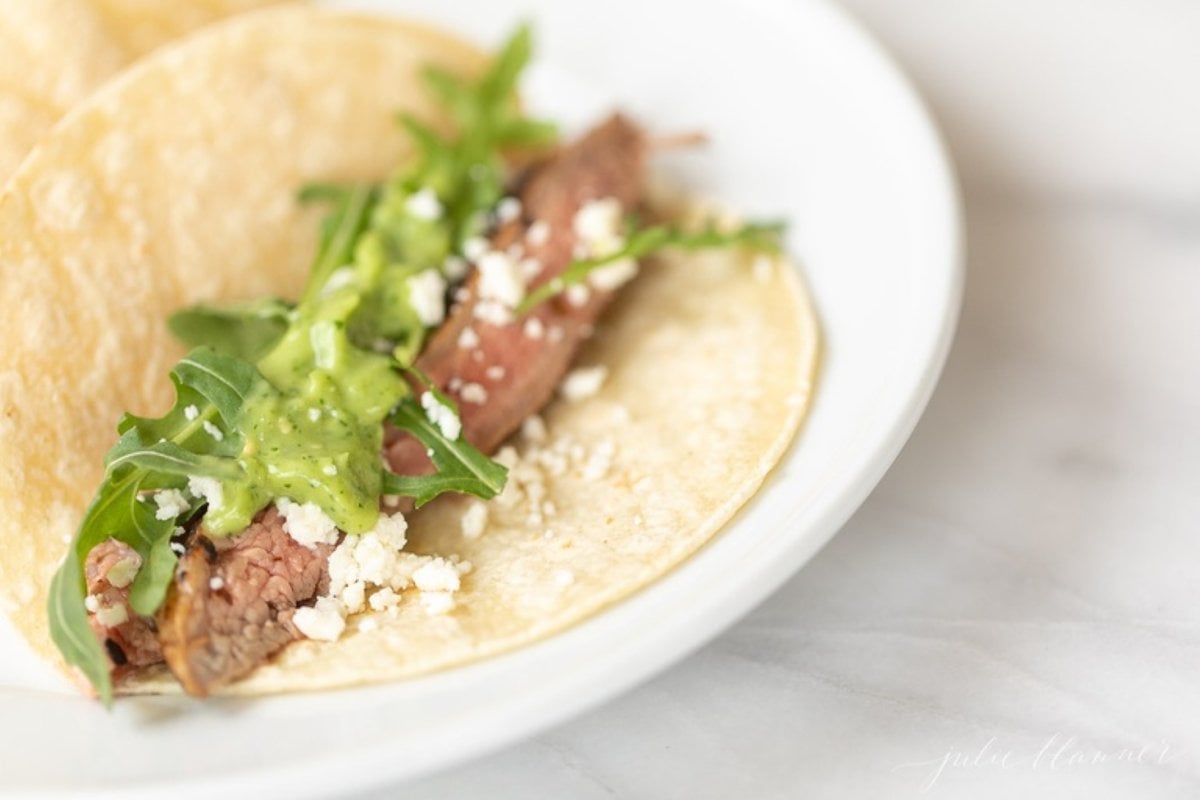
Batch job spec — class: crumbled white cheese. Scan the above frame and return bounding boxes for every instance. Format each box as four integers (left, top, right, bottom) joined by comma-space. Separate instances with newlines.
170, 541, 186, 556
420, 391, 462, 440
187, 475, 224, 511
202, 420, 224, 442
588, 257, 639, 291
457, 326, 480, 349
420, 592, 456, 615
153, 489, 189, 521
443, 255, 469, 281
523, 317, 545, 340
307, 407, 322, 422
407, 269, 447, 326
582, 438, 616, 481
405, 187, 443, 221
560, 366, 608, 401
106, 556, 140, 589
460, 382, 488, 405
477, 250, 525, 308
94, 603, 128, 627
463, 236, 489, 262
209, 576, 225, 591
340, 579, 365, 612
308, 512, 473, 634
565, 284, 590, 307
461, 500, 488, 540
322, 464, 338, 477
519, 257, 542, 280
473, 299, 513, 326
327, 513, 411, 607
485, 365, 506, 381
293, 597, 346, 642
412, 558, 462, 592
372, 512, 410, 549
521, 414, 547, 443
276, 497, 340, 548
84, 594, 101, 613
526, 220, 550, 247
183, 404, 199, 421
573, 197, 623, 245
368, 587, 401, 612
495, 196, 522, 224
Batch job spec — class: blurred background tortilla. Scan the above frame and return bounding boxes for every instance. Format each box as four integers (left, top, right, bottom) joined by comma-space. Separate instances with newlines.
0, 0, 289, 186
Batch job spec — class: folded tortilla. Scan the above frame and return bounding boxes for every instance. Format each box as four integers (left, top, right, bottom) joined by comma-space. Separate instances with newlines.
0, 6, 819, 695
0, 0, 289, 187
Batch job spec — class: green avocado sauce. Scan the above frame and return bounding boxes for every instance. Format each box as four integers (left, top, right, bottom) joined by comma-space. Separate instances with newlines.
203, 210, 446, 535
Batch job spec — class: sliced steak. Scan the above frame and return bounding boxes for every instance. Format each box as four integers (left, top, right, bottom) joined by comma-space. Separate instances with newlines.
84, 539, 162, 673
385, 113, 647, 470
155, 507, 331, 697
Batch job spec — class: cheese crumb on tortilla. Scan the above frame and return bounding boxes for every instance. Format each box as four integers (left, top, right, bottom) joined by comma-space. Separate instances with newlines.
559, 366, 607, 401
293, 597, 346, 642
461, 500, 488, 539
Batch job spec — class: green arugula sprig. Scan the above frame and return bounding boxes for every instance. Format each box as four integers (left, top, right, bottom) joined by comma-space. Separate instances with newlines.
385, 395, 508, 508
516, 219, 785, 314
48, 348, 263, 703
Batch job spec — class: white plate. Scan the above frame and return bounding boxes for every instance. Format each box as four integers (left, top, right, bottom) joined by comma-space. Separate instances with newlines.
0, 0, 961, 795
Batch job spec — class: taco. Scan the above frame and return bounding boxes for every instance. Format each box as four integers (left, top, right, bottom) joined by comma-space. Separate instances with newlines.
0, 7, 819, 701
0, 0, 286, 187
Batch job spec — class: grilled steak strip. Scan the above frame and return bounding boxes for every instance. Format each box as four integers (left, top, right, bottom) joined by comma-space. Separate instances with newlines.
93, 114, 646, 697
385, 113, 647, 470
155, 507, 332, 696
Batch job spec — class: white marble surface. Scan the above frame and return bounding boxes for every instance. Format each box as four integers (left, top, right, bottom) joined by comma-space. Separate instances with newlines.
371, 1, 1200, 797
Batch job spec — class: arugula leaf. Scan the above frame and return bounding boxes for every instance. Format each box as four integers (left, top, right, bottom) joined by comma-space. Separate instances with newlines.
47, 553, 110, 703
168, 299, 292, 361
106, 438, 242, 480
172, 348, 267, 427
301, 183, 378, 305
385, 396, 507, 507
47, 348, 264, 703
517, 220, 785, 314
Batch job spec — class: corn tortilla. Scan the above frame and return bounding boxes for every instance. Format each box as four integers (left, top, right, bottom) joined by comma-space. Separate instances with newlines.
0, 7, 819, 695
0, 0, 289, 187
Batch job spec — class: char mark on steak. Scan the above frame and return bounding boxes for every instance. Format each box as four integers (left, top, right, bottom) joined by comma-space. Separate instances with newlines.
154, 507, 331, 697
